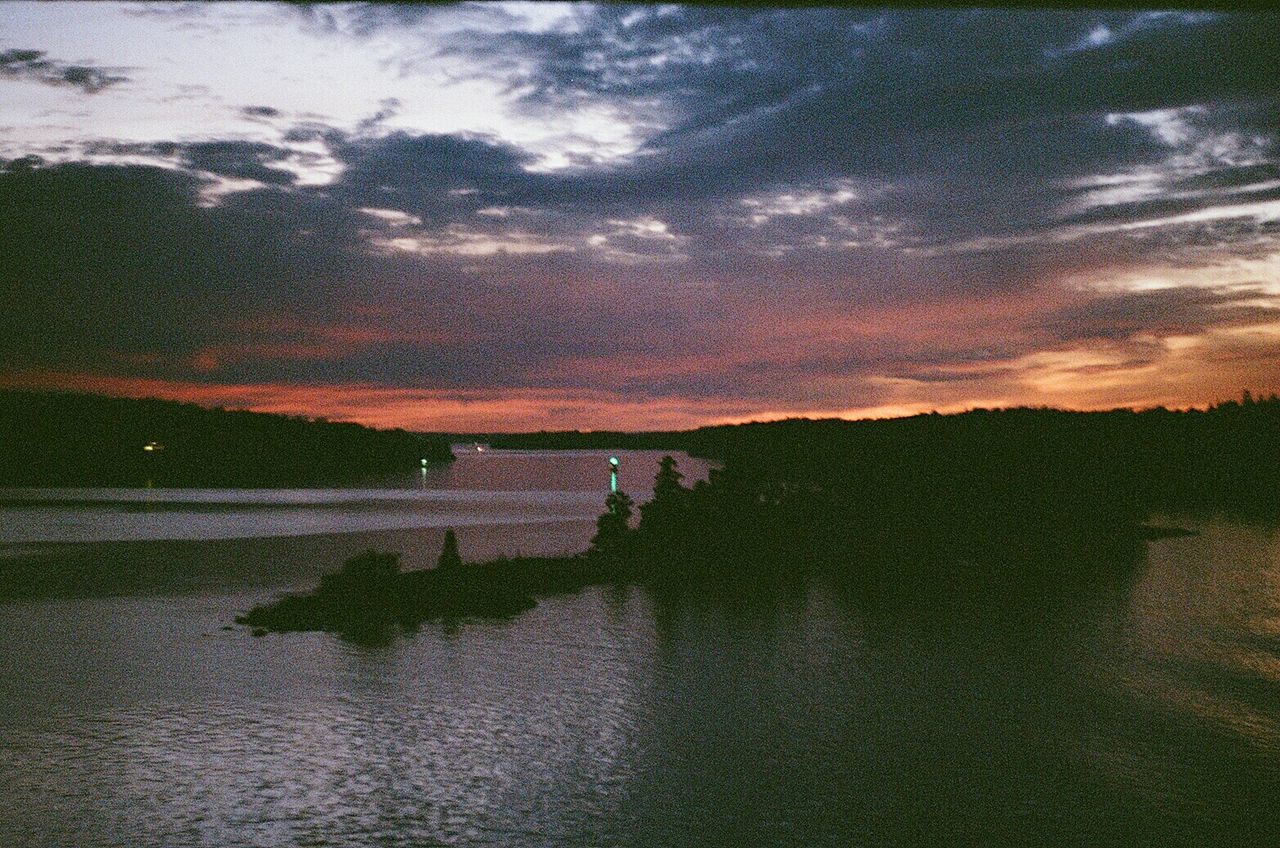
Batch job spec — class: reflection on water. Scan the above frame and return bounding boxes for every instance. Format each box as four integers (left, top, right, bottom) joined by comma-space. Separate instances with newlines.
2, 515, 1280, 846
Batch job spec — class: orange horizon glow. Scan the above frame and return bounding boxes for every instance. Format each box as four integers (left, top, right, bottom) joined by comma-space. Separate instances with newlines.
3, 6, 1279, 439
3, 351, 1273, 434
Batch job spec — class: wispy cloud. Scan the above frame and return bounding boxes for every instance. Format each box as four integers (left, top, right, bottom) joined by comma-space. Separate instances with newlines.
0, 48, 126, 94
2, 6, 1278, 427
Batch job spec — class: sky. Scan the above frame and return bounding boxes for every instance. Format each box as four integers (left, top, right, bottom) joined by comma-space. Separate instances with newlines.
1, 2, 1278, 431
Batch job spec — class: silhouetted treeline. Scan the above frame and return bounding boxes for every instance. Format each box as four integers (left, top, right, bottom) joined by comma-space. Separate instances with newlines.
241, 433, 1147, 641
614, 418, 1146, 598
489, 395, 1280, 517
243, 393, 1280, 641
0, 390, 454, 487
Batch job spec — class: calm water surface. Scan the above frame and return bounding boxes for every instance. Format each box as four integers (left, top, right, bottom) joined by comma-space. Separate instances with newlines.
1, 451, 1278, 846
0, 449, 702, 544
0, 450, 713, 597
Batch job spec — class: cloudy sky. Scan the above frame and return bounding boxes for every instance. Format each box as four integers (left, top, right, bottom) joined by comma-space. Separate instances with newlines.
1, 2, 1278, 430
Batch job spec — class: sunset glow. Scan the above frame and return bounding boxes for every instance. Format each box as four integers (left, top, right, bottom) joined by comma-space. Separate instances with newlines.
2, 3, 1277, 430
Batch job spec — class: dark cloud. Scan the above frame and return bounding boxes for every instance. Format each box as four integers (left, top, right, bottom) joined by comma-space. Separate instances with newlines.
268, 7, 1280, 286
290, 4, 444, 38
334, 131, 531, 197
441, 11, 1064, 139
432, 8, 1278, 249
83, 139, 297, 185
1040, 287, 1280, 344
5, 8, 1279, 423
82, 140, 180, 158
281, 122, 342, 144
0, 159, 706, 396
0, 162, 361, 374
1174, 161, 1280, 196
1, 163, 212, 366
356, 98, 400, 134
0, 48, 126, 94
182, 140, 298, 185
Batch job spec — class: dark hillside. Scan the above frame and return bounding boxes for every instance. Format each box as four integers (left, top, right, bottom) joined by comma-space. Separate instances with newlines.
489, 395, 1280, 519
0, 390, 454, 487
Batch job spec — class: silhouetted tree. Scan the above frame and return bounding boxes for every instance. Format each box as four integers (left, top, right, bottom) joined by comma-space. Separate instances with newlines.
591, 490, 634, 553
653, 455, 684, 499
639, 455, 689, 539
437, 528, 462, 570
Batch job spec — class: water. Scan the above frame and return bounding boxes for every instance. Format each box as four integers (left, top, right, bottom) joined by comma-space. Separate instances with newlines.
0, 448, 698, 544
0, 450, 713, 598
1, 451, 1279, 846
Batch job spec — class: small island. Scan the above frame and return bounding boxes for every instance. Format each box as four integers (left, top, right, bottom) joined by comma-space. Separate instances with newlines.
238, 397, 1280, 643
